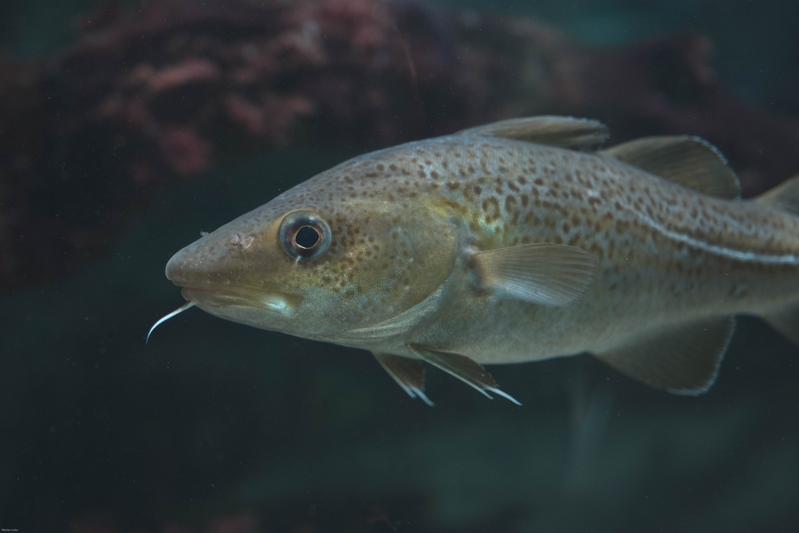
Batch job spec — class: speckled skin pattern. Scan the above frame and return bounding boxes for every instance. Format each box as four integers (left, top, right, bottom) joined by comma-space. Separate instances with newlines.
166, 133, 799, 364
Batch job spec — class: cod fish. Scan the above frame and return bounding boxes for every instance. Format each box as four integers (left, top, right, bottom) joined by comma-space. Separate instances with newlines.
152, 116, 799, 404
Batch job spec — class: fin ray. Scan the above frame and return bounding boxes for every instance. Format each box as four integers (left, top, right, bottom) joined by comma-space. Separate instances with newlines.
594, 317, 735, 395
472, 244, 597, 306
374, 353, 433, 406
459, 116, 609, 150
601, 136, 740, 199
764, 304, 799, 346
411, 345, 521, 405
756, 175, 799, 216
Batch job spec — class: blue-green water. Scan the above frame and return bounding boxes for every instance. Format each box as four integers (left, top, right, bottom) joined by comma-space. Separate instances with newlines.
2, 1, 798, 532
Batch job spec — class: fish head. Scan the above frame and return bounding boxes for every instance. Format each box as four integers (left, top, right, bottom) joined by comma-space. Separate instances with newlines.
165, 174, 459, 342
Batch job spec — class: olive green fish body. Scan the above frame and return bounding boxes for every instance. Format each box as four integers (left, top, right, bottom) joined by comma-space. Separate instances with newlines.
160, 117, 799, 401
302, 134, 797, 363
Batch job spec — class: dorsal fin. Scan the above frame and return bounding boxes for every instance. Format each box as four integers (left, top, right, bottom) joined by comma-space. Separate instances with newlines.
458, 116, 609, 150
756, 175, 799, 215
601, 136, 740, 199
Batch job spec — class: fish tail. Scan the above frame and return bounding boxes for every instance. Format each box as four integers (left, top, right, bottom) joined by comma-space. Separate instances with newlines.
756, 175, 799, 345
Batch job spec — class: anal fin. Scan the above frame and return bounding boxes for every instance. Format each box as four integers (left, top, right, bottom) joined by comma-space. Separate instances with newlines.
764, 304, 799, 346
410, 345, 521, 405
374, 353, 433, 406
594, 317, 735, 395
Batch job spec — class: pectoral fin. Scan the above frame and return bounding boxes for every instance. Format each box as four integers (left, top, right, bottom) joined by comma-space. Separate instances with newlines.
374, 353, 433, 406
471, 244, 597, 306
410, 344, 521, 405
594, 317, 735, 394
459, 116, 609, 150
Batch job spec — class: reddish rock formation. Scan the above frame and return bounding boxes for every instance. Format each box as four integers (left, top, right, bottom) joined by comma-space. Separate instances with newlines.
2, 0, 798, 289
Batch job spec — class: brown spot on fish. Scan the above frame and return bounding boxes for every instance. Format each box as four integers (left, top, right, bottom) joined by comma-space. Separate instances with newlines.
482, 197, 501, 222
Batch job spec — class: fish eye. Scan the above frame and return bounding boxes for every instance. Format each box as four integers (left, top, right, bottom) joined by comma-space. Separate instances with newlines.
294, 225, 321, 249
279, 211, 332, 260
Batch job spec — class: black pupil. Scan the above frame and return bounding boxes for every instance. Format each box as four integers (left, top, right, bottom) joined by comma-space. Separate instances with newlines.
294, 225, 320, 249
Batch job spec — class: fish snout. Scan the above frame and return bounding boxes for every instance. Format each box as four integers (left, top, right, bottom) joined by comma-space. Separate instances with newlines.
165, 248, 192, 287
165, 246, 239, 306
165, 242, 216, 288
164, 234, 260, 294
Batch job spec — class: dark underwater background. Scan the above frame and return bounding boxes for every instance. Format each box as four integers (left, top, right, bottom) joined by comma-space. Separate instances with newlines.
1, 1, 798, 532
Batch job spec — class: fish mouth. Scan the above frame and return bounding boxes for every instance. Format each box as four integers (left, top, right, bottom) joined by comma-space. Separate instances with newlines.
179, 286, 300, 318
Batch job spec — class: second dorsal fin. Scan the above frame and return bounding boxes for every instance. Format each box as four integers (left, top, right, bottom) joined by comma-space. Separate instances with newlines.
458, 116, 609, 150
601, 136, 741, 199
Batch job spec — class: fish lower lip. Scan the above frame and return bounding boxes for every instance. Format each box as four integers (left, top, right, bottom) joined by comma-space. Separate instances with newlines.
180, 287, 251, 305
180, 287, 297, 318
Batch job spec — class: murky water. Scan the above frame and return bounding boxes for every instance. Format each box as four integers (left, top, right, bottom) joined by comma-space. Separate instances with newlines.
2, 1, 798, 531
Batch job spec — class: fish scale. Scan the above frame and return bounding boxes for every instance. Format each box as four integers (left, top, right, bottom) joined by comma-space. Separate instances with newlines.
155, 116, 799, 401
346, 136, 798, 315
